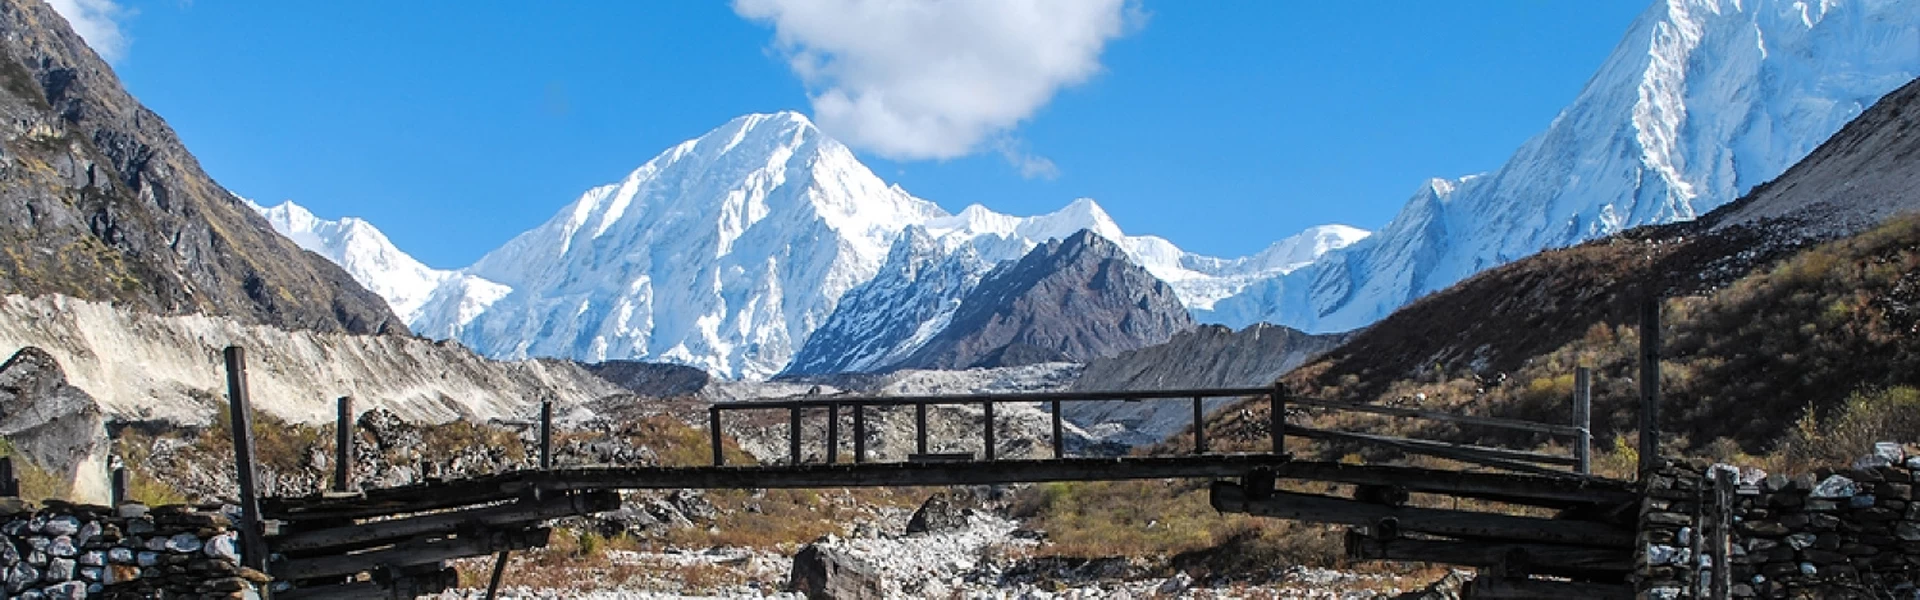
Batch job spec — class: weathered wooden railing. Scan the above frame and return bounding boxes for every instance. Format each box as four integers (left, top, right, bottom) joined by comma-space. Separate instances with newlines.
707, 379, 1598, 477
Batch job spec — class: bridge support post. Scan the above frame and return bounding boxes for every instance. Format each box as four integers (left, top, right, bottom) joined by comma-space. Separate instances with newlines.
1270, 383, 1287, 457
1051, 400, 1065, 459
852, 405, 867, 464
709, 406, 724, 466
915, 403, 929, 456
1193, 396, 1207, 454
1573, 367, 1591, 476
540, 399, 553, 471
1637, 297, 1661, 478
826, 403, 839, 464
0, 457, 14, 497
335, 396, 354, 492
982, 401, 996, 461
789, 406, 802, 465
222, 346, 270, 578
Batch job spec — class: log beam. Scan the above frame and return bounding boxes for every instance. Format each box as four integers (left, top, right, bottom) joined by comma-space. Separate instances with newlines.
1210, 482, 1631, 548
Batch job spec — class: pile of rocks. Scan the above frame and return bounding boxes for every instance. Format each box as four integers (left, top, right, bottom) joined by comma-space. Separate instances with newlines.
0, 498, 263, 599
1636, 442, 1920, 598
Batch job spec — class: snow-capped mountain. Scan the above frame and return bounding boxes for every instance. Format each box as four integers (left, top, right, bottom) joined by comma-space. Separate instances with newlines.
783, 199, 1365, 375
251, 113, 1362, 380
1204, 0, 1920, 332
416, 112, 947, 379
251, 200, 495, 323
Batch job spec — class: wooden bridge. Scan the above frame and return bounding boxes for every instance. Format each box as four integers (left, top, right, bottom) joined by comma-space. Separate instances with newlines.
225, 298, 1685, 599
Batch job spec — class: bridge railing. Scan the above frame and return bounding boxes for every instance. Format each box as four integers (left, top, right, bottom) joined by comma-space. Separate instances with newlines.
708, 386, 1279, 466
706, 379, 1596, 476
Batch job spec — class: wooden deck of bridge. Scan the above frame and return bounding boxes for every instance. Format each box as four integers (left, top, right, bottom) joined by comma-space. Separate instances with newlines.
261, 455, 1635, 521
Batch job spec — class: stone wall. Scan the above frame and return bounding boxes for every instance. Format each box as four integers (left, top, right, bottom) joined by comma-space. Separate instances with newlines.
1635, 443, 1920, 599
0, 498, 263, 599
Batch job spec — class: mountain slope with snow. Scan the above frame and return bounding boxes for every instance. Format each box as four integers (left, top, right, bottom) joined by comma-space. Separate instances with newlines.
783, 199, 1364, 375
251, 200, 505, 323
1205, 0, 1920, 332
414, 112, 948, 379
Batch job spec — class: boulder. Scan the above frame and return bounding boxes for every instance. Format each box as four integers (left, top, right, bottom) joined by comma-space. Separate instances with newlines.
789, 541, 885, 600
0, 348, 108, 493
905, 493, 967, 535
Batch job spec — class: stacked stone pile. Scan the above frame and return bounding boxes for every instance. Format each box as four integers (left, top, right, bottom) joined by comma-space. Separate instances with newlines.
1636, 442, 1920, 599
0, 498, 263, 599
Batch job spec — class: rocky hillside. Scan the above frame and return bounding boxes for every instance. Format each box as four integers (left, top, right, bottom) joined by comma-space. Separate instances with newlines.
0, 346, 106, 501
1065, 323, 1346, 445
583, 360, 712, 399
896, 230, 1195, 371
0, 0, 403, 335
0, 293, 621, 427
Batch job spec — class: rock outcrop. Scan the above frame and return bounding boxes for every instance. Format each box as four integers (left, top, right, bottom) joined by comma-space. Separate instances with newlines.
0, 347, 104, 502
582, 360, 711, 399
896, 230, 1195, 370
0, 0, 402, 335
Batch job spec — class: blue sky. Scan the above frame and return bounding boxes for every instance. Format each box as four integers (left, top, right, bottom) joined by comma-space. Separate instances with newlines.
87, 1, 1647, 268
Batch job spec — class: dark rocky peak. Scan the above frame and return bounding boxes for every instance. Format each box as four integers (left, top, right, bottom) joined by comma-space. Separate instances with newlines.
895, 229, 1195, 370
0, 0, 403, 334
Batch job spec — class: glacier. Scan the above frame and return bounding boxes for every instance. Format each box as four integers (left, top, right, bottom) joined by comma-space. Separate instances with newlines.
1202, 0, 1920, 331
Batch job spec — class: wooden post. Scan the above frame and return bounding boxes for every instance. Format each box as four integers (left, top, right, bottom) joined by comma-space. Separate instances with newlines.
1637, 298, 1661, 476
334, 396, 354, 492
110, 467, 127, 506
0, 457, 15, 497
1193, 396, 1207, 454
1270, 383, 1287, 457
826, 403, 840, 464
852, 405, 867, 464
1710, 468, 1734, 600
1573, 367, 1592, 476
483, 550, 510, 600
788, 406, 802, 465
539, 399, 553, 471
709, 407, 724, 466
222, 346, 270, 575
1050, 399, 1065, 459
915, 403, 929, 456
982, 401, 996, 461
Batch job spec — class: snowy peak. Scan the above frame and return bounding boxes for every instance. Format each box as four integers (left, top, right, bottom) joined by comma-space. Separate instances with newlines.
421, 110, 947, 379
250, 200, 470, 323
1203, 0, 1920, 334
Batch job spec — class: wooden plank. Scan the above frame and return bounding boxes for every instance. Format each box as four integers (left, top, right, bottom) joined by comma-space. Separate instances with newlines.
278, 564, 457, 600
271, 491, 618, 554
1573, 368, 1592, 475
1638, 297, 1661, 476
712, 386, 1275, 410
334, 396, 354, 493
1284, 425, 1578, 468
1467, 576, 1631, 600
223, 346, 270, 574
274, 526, 551, 581
1210, 482, 1632, 548
1287, 397, 1582, 437
1345, 532, 1631, 574
265, 457, 1632, 520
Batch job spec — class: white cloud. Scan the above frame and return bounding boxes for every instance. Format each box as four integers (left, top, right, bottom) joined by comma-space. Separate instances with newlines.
735, 0, 1137, 162
993, 137, 1059, 180
46, 0, 130, 62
